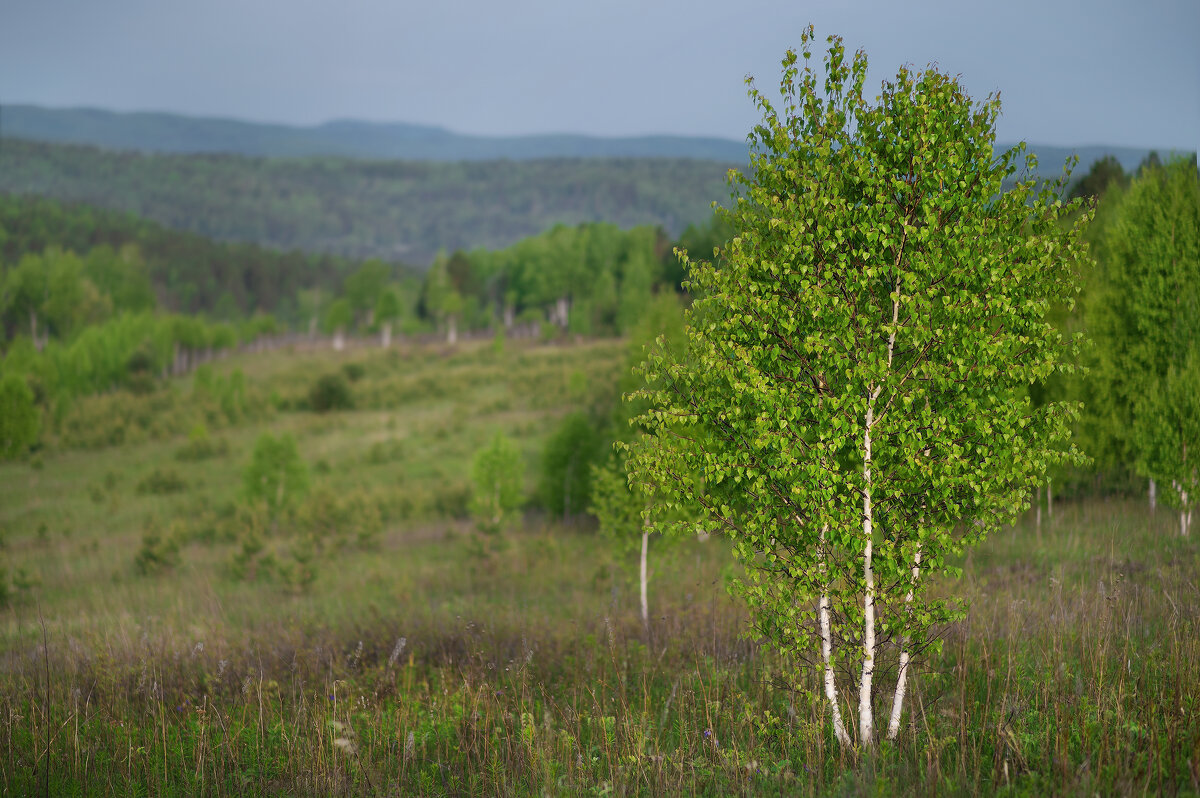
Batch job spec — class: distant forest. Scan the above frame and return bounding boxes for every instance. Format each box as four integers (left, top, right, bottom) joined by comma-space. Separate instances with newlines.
0, 139, 734, 265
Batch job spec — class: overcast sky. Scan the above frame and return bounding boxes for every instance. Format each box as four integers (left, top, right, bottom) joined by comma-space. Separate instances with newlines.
1, 0, 1196, 151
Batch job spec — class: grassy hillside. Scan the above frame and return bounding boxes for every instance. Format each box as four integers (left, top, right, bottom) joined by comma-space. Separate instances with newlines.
0, 138, 735, 265
3, 104, 752, 162
1, 337, 1197, 795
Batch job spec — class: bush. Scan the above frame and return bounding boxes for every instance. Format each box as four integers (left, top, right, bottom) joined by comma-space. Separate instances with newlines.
309, 373, 354, 413
136, 466, 188, 495
539, 412, 602, 523
134, 521, 181, 575
341, 362, 366, 382
0, 374, 40, 460
174, 423, 230, 461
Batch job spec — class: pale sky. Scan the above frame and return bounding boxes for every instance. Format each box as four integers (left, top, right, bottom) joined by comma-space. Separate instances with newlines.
1, 0, 1196, 151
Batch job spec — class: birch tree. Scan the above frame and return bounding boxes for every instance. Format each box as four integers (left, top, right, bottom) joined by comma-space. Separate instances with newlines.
626, 30, 1089, 747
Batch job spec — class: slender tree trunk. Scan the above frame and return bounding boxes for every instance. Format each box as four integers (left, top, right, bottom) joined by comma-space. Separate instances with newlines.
333, 329, 345, 352
1035, 491, 1041, 531
447, 315, 458, 345
886, 545, 922, 740
815, 522, 852, 747
1182, 489, 1190, 537
639, 526, 649, 627
382, 321, 392, 348
859, 397, 878, 745
1150, 477, 1157, 513
1047, 479, 1053, 522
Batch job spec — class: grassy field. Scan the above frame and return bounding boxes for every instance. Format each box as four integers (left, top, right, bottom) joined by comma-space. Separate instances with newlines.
1, 338, 1199, 796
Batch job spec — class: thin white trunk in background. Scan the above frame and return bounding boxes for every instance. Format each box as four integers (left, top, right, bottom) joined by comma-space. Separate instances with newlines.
1182, 489, 1190, 537
815, 522, 852, 747
639, 526, 650, 626
859, 396, 878, 744
1047, 480, 1053, 521
1150, 478, 1157, 513
381, 321, 392, 348
308, 316, 318, 339
1036, 494, 1041, 531
886, 545, 922, 740
447, 316, 458, 345
333, 329, 345, 352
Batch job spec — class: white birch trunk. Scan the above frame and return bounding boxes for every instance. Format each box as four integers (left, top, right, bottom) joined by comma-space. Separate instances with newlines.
1182, 489, 1190, 537
1150, 477, 1157, 513
447, 316, 458, 345
886, 545, 922, 740
859, 399, 877, 745
333, 329, 345, 352
639, 527, 649, 626
1047, 480, 1053, 521
816, 523, 852, 747
381, 321, 392, 349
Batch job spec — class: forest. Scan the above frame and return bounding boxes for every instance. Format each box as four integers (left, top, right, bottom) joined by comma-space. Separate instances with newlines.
1, 41, 1199, 797
0, 138, 733, 264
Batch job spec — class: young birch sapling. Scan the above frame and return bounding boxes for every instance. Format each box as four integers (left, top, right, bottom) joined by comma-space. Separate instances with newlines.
470, 431, 524, 535
626, 29, 1090, 747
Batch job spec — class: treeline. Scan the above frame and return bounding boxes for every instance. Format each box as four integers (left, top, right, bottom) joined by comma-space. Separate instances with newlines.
0, 195, 385, 318
0, 138, 734, 265
1062, 153, 1200, 526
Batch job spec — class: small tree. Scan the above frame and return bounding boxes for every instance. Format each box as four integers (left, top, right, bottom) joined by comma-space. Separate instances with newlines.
627, 30, 1089, 747
469, 432, 524, 534
1134, 349, 1200, 535
0, 374, 40, 459
591, 447, 658, 626
323, 298, 354, 351
540, 412, 601, 524
243, 432, 309, 519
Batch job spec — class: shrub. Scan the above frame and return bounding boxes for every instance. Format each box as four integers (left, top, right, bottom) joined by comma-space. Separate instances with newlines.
136, 466, 188, 495
134, 521, 181, 575
174, 423, 230, 461
309, 373, 354, 413
341, 362, 366, 382
0, 374, 40, 460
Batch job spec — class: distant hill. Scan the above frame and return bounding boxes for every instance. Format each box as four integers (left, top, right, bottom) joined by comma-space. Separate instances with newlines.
0, 138, 734, 265
1, 104, 752, 163
3, 104, 1180, 177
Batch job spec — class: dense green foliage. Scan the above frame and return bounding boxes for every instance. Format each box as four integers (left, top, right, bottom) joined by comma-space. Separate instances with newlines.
0, 138, 733, 265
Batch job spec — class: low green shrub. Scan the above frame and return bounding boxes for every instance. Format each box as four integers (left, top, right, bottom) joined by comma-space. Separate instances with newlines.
309, 373, 354, 412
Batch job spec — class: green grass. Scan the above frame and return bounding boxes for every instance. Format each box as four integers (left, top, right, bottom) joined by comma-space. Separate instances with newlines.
1, 339, 1198, 796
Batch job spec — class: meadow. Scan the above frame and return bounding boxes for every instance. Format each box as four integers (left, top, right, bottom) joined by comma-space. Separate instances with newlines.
1, 337, 1198, 796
